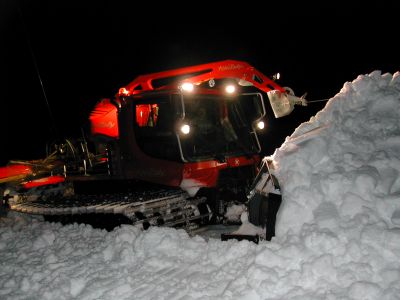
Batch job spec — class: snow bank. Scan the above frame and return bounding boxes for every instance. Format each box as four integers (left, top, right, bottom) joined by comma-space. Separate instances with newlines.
1, 71, 400, 299
274, 71, 400, 236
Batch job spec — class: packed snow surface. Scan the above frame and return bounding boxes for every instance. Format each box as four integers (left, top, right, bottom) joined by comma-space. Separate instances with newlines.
1, 71, 400, 299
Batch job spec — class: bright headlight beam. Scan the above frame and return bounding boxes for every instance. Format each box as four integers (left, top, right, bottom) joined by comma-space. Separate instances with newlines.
225, 84, 236, 94
181, 82, 194, 92
180, 124, 190, 134
119, 87, 129, 95
273, 73, 281, 81
257, 121, 265, 130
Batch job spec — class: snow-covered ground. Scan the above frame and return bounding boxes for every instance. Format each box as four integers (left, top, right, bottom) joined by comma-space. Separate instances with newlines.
1, 71, 400, 299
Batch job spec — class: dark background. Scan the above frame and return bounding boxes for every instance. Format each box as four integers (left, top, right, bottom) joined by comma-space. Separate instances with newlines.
2, 0, 399, 165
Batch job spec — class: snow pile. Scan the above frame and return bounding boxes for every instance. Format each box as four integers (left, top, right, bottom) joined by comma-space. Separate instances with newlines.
274, 71, 400, 235
1, 71, 400, 299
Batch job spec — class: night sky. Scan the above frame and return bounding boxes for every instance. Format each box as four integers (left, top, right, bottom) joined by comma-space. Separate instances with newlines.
2, 1, 399, 165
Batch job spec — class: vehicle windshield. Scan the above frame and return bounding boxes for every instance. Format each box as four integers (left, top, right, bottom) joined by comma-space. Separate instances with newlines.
179, 93, 264, 161
132, 93, 264, 163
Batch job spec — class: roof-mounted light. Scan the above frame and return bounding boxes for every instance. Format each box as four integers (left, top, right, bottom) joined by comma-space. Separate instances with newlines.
272, 73, 281, 81
180, 82, 194, 92
225, 84, 236, 94
119, 87, 130, 96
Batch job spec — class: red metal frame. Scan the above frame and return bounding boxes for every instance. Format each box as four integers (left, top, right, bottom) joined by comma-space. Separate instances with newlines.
119, 60, 286, 95
91, 60, 286, 139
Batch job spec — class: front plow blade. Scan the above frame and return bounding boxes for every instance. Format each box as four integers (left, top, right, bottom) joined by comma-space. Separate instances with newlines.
248, 192, 282, 241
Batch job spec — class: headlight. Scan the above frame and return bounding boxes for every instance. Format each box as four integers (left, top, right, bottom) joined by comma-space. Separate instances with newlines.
180, 124, 191, 134
180, 82, 194, 92
256, 121, 265, 130
225, 84, 236, 94
272, 73, 280, 81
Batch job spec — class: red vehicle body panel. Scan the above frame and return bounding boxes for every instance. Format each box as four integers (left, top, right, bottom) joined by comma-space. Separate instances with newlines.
89, 99, 119, 138
0, 164, 32, 181
23, 175, 65, 189
183, 155, 260, 187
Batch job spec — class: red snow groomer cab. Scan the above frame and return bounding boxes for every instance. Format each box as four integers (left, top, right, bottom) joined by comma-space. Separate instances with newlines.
89, 60, 302, 198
